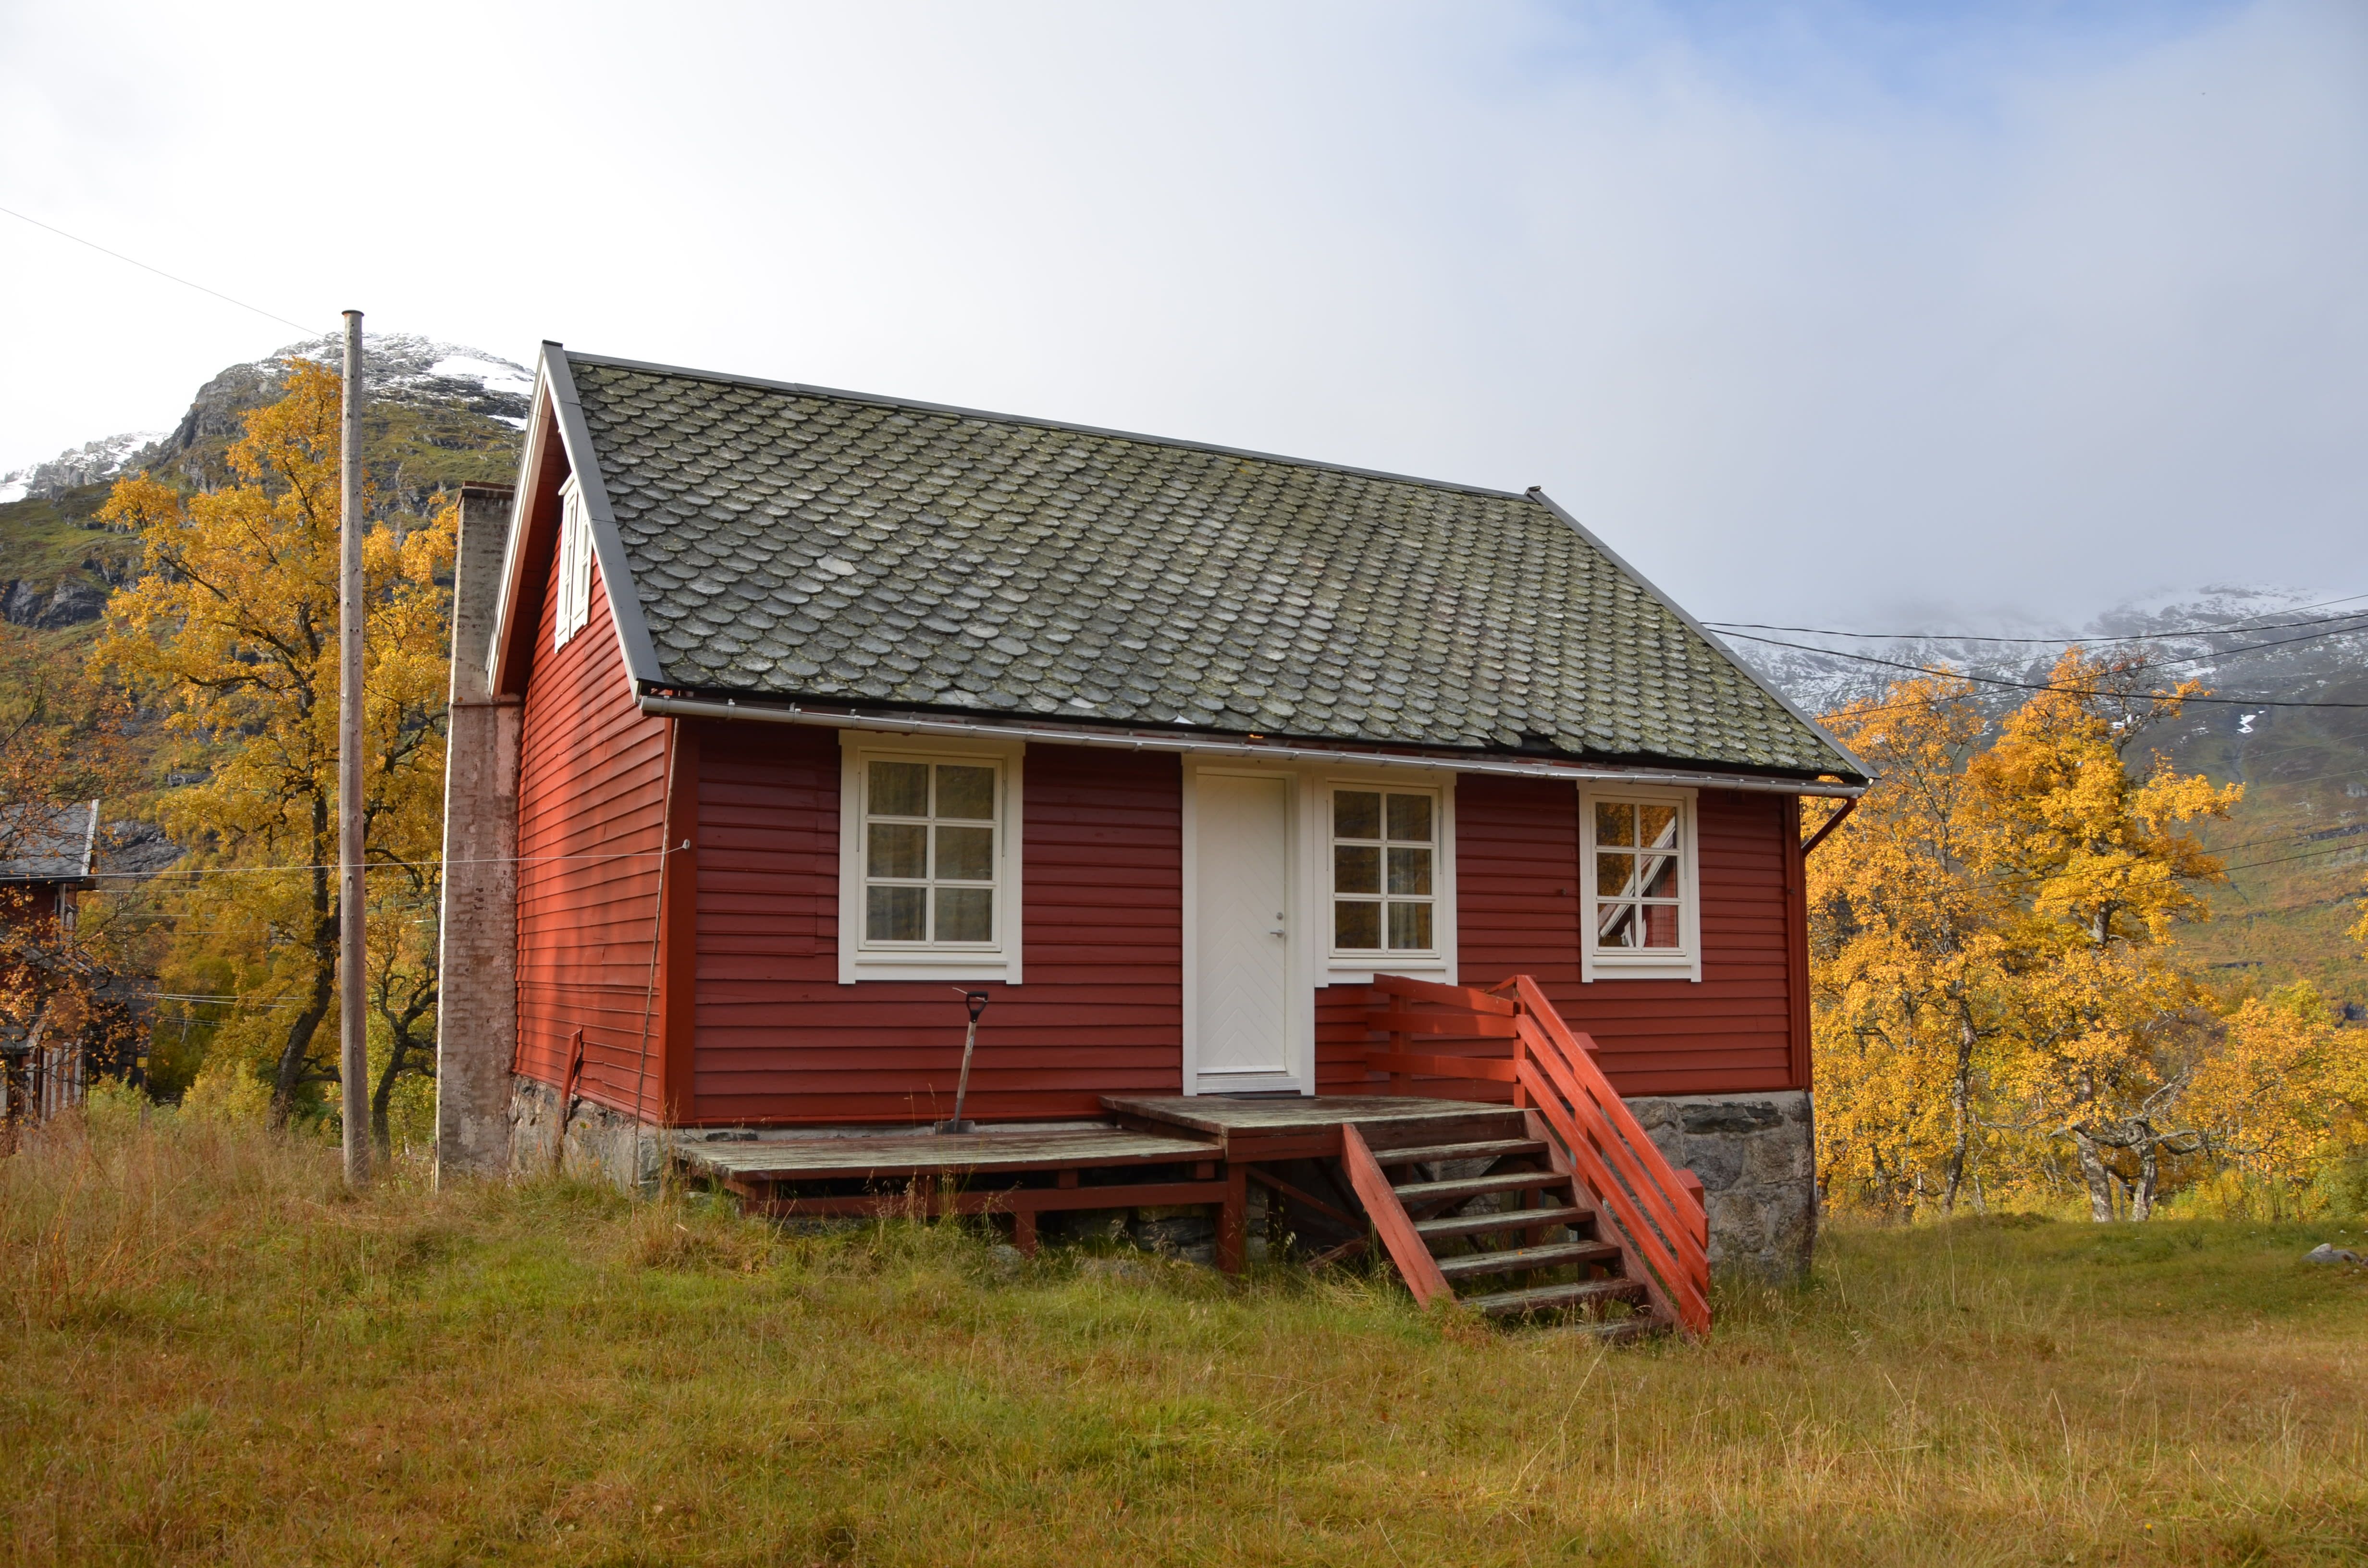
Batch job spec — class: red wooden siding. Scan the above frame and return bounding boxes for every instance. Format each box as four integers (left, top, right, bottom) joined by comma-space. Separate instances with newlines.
688, 732, 1184, 1124
513, 543, 670, 1116
1317, 775, 1804, 1098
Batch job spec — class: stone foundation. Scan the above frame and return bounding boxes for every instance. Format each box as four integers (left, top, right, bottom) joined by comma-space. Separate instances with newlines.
509, 1076, 666, 1193
1625, 1090, 1816, 1282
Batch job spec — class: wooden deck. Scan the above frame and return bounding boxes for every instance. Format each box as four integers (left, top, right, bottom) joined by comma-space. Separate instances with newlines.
685, 1095, 1530, 1274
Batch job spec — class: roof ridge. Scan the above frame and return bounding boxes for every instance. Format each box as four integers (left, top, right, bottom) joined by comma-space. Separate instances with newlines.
561, 349, 1540, 504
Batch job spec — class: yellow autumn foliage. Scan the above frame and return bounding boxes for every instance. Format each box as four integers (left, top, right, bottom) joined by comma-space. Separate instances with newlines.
95, 361, 452, 1133
1803, 649, 2334, 1223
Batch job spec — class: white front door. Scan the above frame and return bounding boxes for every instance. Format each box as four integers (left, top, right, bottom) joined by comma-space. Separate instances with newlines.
1188, 772, 1297, 1090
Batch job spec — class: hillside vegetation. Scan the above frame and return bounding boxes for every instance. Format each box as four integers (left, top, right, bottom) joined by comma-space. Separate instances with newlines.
2, 1108, 2364, 1568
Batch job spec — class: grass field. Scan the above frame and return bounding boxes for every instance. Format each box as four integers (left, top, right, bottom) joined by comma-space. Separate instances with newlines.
3, 1113, 2364, 1567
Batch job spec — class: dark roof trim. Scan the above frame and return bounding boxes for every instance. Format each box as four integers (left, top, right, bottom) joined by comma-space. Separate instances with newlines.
485, 344, 665, 697
543, 346, 665, 686
484, 356, 558, 697
562, 349, 1539, 504
1526, 489, 1873, 786
635, 692, 1866, 798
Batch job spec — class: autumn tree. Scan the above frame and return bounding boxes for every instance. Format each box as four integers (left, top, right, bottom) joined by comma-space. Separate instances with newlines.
1810, 649, 2243, 1222
96, 361, 453, 1133
2184, 983, 2368, 1216
1969, 649, 2239, 1219
1810, 672, 2016, 1217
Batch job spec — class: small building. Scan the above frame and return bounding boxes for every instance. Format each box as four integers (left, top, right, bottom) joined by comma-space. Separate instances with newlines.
0, 800, 100, 1125
0, 800, 97, 933
436, 347, 1866, 1319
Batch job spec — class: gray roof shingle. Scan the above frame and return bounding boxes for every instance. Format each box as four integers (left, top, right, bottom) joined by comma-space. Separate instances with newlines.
564, 353, 1860, 781
0, 801, 97, 884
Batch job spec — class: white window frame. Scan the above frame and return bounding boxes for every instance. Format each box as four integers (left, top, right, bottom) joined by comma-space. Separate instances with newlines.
1579, 784, 1701, 983
837, 731, 1024, 984
553, 474, 592, 648
1311, 769, 1456, 985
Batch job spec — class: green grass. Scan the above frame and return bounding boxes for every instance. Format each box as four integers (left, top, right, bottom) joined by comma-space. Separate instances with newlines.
3, 1114, 2365, 1567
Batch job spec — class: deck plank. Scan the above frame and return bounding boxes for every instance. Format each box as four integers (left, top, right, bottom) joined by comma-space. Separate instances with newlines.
1100, 1094, 1501, 1136
679, 1125, 1219, 1181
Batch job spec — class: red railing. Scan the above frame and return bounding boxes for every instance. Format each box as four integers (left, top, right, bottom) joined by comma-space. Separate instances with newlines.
1365, 973, 1712, 1338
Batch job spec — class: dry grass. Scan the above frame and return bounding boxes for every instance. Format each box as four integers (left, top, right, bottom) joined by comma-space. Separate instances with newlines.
2, 1112, 2365, 1567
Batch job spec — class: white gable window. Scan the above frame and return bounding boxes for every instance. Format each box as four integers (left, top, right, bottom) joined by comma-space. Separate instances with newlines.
553, 475, 592, 648
838, 733, 1024, 983
1579, 786, 1702, 982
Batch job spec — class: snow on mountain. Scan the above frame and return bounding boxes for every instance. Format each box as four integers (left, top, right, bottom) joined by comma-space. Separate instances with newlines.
1723, 584, 2368, 723
249, 332, 535, 427
0, 430, 171, 504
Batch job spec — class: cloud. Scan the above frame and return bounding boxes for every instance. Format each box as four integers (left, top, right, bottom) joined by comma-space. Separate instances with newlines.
1, 0, 2358, 628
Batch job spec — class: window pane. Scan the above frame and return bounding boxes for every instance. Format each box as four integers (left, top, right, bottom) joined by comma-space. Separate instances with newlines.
870, 760, 929, 818
1387, 900, 1433, 951
936, 824, 995, 882
1385, 793, 1432, 843
1334, 899, 1381, 949
1638, 804, 1679, 850
1595, 852, 1634, 897
1595, 801, 1635, 846
868, 821, 927, 880
1638, 854, 1679, 899
935, 764, 996, 821
1387, 846, 1432, 896
1642, 903, 1680, 948
867, 884, 926, 942
1333, 844, 1381, 895
1596, 901, 1639, 948
935, 886, 993, 943
1333, 790, 1381, 840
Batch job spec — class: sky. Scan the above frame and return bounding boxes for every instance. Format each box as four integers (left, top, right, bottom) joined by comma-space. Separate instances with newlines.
1, 0, 2361, 630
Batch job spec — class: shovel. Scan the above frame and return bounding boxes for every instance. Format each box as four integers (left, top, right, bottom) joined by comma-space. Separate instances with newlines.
937, 989, 990, 1134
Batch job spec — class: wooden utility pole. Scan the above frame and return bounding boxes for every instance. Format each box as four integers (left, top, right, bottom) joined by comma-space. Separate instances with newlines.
339, 310, 371, 1187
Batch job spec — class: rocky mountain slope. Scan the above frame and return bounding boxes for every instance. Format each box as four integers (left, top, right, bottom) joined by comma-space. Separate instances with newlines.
0, 333, 530, 631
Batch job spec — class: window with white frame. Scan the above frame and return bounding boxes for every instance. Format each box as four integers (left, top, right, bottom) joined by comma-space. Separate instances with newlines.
553, 475, 592, 648
1330, 785, 1440, 955
839, 737, 1023, 982
1580, 788, 1701, 981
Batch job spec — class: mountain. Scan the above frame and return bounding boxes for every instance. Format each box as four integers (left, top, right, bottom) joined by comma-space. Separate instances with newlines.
1727, 587, 2368, 1009
0, 431, 170, 506
0, 333, 530, 631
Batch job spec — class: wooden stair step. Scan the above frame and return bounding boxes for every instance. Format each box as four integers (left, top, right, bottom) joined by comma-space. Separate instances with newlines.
1393, 1170, 1570, 1204
1414, 1204, 1590, 1240
1434, 1240, 1621, 1280
1369, 1138, 1546, 1167
1461, 1277, 1649, 1319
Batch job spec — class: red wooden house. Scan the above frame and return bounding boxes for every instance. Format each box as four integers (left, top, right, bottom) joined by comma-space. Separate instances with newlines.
436, 347, 1865, 1327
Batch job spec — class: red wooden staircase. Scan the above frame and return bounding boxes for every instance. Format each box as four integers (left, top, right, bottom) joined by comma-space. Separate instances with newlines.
1345, 975, 1713, 1339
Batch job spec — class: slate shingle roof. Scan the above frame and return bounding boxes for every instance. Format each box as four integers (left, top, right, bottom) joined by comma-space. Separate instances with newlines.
565, 353, 1860, 781
0, 801, 97, 884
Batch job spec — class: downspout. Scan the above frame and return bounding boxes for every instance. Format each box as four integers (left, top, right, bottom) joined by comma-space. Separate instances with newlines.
631, 719, 684, 1129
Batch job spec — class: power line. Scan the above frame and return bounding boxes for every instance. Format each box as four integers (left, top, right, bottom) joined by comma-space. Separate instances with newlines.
1720, 629, 2368, 708
1705, 593, 2368, 645
2219, 842, 2368, 875
86, 847, 674, 880
0, 202, 322, 337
